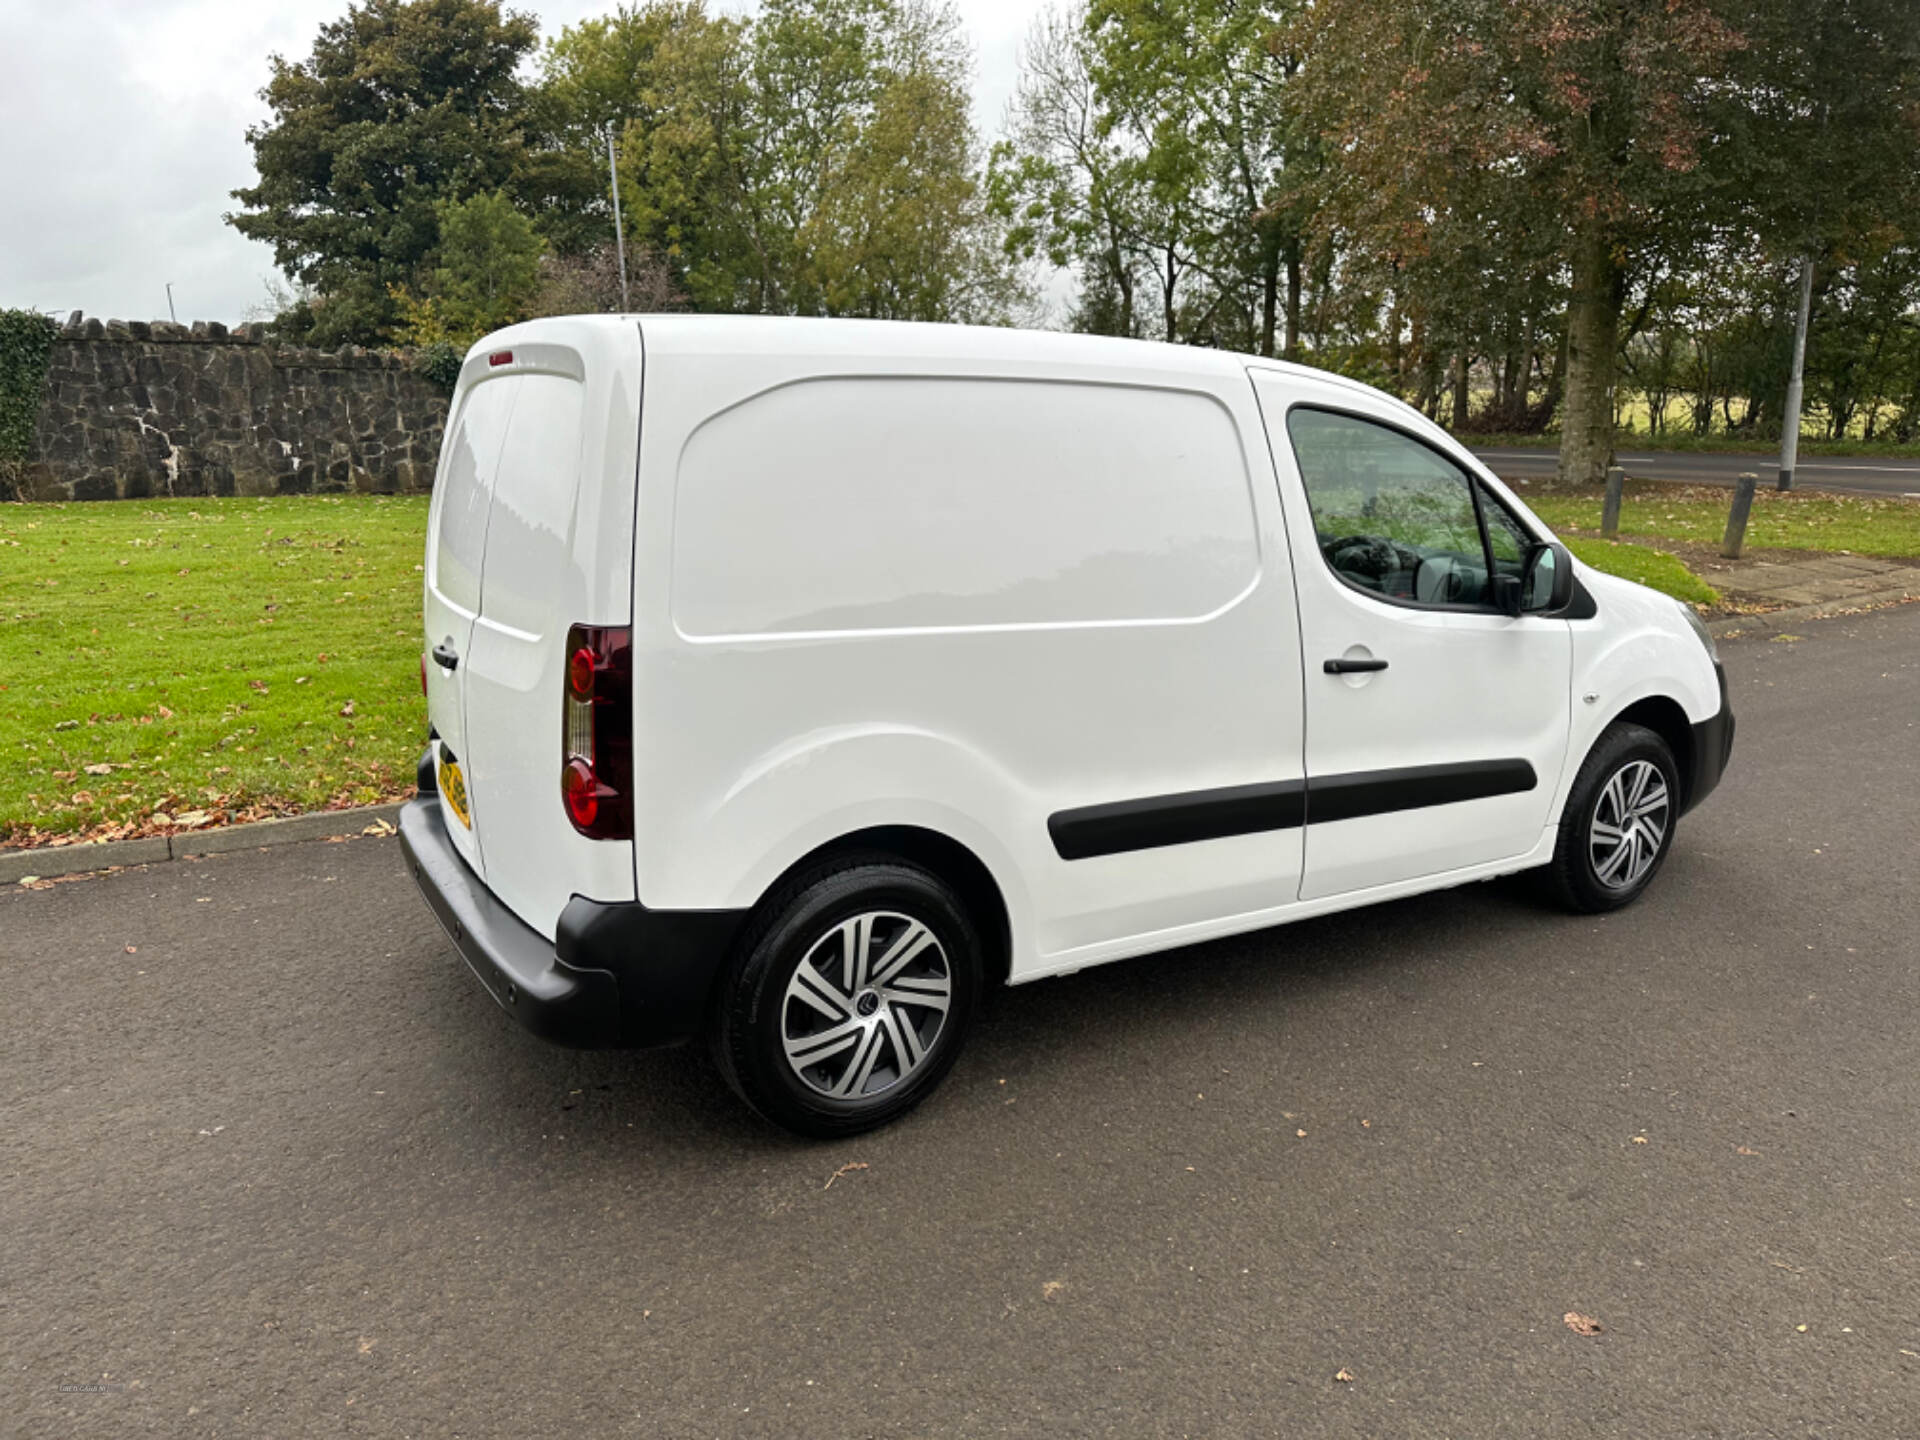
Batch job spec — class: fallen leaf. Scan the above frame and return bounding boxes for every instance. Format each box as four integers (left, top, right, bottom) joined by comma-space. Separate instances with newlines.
1796, 1324, 1808, 1333
124, 945, 137, 954
1737, 1145, 1761, 1156
1564, 1312, 1603, 1336
1041, 1280, 1067, 1301
1296, 1128, 1307, 1138
84, 763, 113, 776
339, 700, 356, 718
1632, 1135, 1649, 1145
157, 705, 174, 720
1334, 1368, 1354, 1383
357, 1338, 376, 1355
17, 875, 40, 886
362, 818, 396, 837
249, 679, 269, 693
824, 1161, 868, 1190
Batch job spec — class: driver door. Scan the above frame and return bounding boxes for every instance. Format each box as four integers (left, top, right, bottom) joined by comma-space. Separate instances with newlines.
1252, 382, 1572, 902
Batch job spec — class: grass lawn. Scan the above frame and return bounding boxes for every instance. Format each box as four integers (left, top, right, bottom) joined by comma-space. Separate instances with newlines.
1521, 481, 1920, 561
1, 496, 429, 845
1562, 538, 1718, 606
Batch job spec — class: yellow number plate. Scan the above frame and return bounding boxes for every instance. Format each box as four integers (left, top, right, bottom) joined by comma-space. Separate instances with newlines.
437, 753, 472, 829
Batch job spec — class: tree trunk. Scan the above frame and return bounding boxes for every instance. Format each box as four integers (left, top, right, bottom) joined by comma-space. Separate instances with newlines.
1451, 352, 1471, 430
1164, 245, 1178, 343
1387, 296, 1405, 397
1556, 222, 1623, 488
1258, 223, 1280, 359
1514, 315, 1538, 428
1283, 237, 1303, 362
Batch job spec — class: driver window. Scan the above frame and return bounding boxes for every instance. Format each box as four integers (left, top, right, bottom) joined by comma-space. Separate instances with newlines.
1285, 409, 1490, 607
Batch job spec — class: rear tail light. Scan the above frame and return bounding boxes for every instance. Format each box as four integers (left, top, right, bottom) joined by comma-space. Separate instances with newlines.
560, 623, 632, 839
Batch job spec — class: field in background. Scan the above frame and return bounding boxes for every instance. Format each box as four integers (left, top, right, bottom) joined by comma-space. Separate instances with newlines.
1, 497, 428, 844
1464, 395, 1920, 456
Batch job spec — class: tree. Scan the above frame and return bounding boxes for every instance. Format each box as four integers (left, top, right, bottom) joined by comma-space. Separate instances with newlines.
991, 0, 1313, 352
229, 0, 540, 346
629, 0, 1015, 319
529, 242, 687, 315
1298, 0, 1750, 485
393, 191, 545, 347
521, 3, 705, 255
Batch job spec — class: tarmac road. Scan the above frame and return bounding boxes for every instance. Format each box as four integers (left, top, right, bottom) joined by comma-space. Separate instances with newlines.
1472, 445, 1920, 498
6, 605, 1919, 1438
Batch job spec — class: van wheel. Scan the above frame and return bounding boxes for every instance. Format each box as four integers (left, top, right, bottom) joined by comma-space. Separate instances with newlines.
1542, 722, 1681, 914
711, 857, 981, 1138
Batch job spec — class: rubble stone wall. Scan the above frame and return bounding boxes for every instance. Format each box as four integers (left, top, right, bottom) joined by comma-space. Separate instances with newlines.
16, 314, 448, 501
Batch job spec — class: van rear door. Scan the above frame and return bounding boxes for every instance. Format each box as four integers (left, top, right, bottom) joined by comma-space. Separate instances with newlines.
459, 332, 641, 939
422, 374, 518, 880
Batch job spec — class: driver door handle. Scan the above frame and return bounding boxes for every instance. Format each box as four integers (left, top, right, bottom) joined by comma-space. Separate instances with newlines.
1324, 657, 1389, 674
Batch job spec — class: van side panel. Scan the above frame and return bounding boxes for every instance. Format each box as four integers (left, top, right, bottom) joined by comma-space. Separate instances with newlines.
632, 326, 1305, 975
671, 377, 1259, 636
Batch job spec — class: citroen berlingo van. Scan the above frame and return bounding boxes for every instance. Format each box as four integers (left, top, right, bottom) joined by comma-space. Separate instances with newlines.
398, 315, 1733, 1137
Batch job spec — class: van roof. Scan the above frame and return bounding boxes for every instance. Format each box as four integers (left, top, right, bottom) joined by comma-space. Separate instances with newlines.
492, 313, 1266, 383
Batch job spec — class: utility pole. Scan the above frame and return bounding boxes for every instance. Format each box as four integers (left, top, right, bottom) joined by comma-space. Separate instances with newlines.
166, 282, 178, 324
606, 125, 630, 312
1777, 257, 1813, 492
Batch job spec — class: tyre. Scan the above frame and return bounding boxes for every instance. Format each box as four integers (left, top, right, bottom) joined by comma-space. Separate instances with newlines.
711, 856, 982, 1138
1542, 722, 1682, 914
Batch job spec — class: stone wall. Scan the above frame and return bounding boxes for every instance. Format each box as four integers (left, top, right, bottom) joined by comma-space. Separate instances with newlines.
15, 314, 449, 501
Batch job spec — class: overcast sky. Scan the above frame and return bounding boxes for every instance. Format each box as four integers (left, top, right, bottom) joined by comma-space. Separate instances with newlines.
0, 0, 1040, 325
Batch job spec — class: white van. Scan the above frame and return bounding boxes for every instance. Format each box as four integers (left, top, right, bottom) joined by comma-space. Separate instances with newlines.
399, 315, 1733, 1136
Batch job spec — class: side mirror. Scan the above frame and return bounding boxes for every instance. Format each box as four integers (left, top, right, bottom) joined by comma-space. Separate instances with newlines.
1523, 541, 1575, 614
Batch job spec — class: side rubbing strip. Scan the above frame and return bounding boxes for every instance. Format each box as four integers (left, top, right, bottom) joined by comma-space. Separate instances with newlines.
1304, 759, 1537, 824
1049, 760, 1537, 860
1048, 780, 1306, 861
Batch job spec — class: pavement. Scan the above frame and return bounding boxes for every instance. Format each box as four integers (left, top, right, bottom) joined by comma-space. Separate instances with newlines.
6, 607, 1919, 1438
1472, 446, 1920, 499
1693, 551, 1920, 613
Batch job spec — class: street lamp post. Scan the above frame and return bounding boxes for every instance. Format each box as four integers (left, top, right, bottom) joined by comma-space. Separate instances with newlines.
606, 125, 630, 313
1777, 257, 1813, 492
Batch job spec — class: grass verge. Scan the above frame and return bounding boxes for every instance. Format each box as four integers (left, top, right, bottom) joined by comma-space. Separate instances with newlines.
1, 496, 428, 845
1521, 481, 1920, 561
1562, 538, 1718, 606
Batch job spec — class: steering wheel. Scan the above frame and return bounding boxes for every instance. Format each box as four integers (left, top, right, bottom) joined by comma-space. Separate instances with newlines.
1323, 535, 1420, 597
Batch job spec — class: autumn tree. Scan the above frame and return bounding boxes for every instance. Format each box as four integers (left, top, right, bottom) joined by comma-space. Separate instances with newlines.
1299, 0, 1752, 485
228, 0, 540, 345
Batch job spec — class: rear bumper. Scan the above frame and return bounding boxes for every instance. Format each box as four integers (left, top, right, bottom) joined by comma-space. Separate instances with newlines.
398, 781, 748, 1049
1684, 662, 1736, 815
399, 797, 624, 1047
